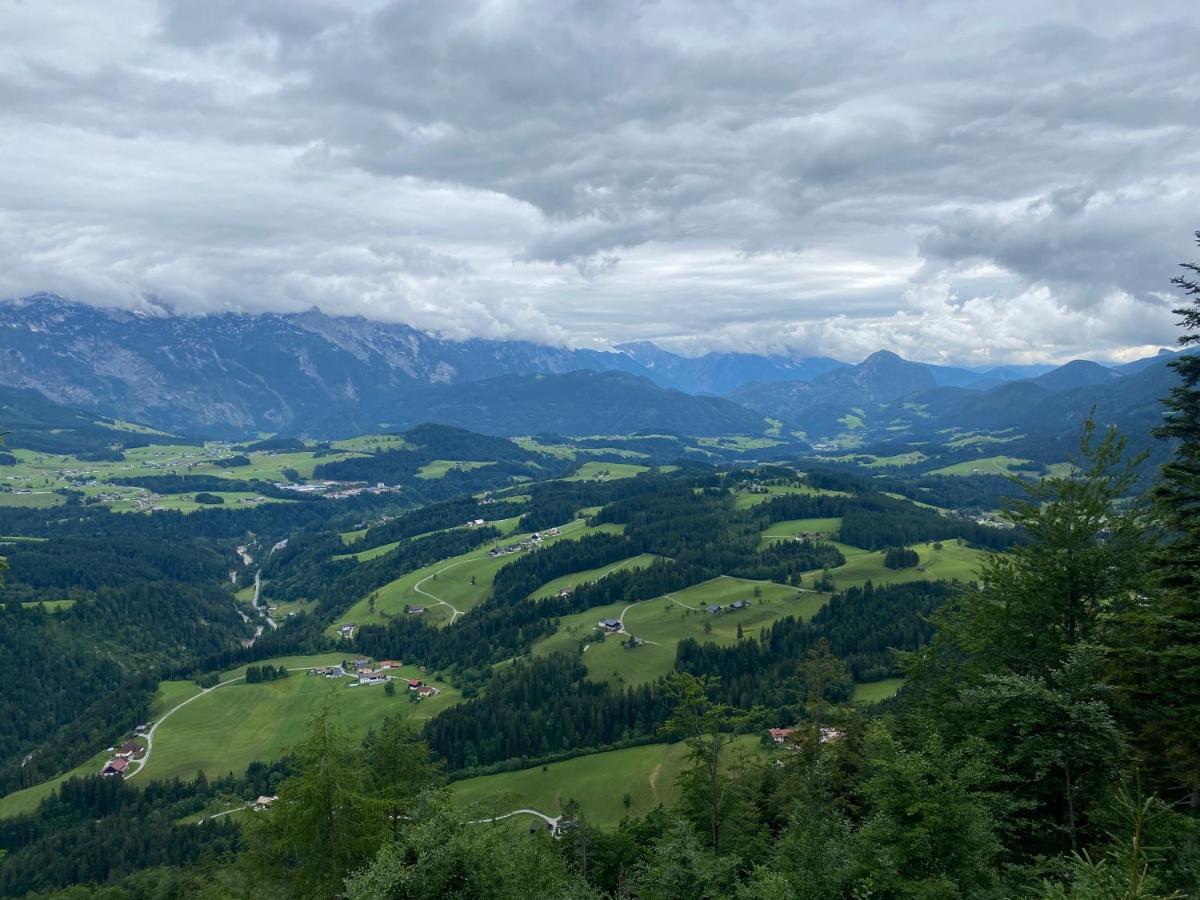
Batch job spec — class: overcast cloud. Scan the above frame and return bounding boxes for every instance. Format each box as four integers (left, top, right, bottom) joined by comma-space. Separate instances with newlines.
0, 0, 1197, 364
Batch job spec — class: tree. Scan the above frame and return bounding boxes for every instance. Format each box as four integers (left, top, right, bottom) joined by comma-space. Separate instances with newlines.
797, 638, 850, 735
344, 792, 596, 900
1039, 788, 1186, 899
245, 704, 381, 898
662, 673, 754, 853
384, 680, 395, 697
924, 418, 1151, 681
1108, 232, 1200, 808
962, 644, 1125, 853
627, 816, 739, 900
848, 725, 1003, 898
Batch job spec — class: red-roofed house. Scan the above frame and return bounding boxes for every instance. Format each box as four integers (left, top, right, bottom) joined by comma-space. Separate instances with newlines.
101, 757, 130, 777
768, 727, 796, 744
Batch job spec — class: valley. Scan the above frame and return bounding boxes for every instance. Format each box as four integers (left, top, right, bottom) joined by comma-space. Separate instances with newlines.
0, 317, 1192, 898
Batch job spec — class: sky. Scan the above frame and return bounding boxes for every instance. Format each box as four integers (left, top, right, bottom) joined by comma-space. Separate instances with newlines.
0, 0, 1198, 365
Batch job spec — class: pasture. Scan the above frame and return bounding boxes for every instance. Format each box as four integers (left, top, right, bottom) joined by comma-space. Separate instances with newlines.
564, 461, 650, 481
852, 678, 904, 704
533, 576, 830, 687
140, 657, 459, 783
331, 520, 624, 633
451, 735, 764, 828
815, 540, 986, 591
926, 455, 1031, 477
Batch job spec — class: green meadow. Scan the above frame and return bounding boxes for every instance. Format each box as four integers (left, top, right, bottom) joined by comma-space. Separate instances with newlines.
533, 576, 830, 688
331, 520, 625, 633
815, 540, 986, 591
139, 658, 459, 783
450, 735, 764, 828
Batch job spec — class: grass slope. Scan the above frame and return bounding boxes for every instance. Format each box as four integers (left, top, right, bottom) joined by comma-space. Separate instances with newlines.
450, 735, 763, 828
534, 577, 830, 688
331, 520, 624, 633
142, 657, 460, 783
816, 540, 986, 591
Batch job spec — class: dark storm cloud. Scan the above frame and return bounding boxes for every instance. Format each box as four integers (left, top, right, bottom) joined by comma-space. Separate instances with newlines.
0, 0, 1195, 362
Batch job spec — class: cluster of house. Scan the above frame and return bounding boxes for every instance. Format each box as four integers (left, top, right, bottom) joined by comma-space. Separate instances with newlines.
270, 480, 402, 501
406, 678, 440, 699
768, 726, 845, 747
306, 658, 440, 696
100, 739, 146, 777
488, 531, 546, 558
705, 600, 751, 615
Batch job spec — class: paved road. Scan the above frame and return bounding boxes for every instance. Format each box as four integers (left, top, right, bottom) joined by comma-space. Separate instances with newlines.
125, 666, 318, 780
414, 520, 588, 623
466, 808, 561, 832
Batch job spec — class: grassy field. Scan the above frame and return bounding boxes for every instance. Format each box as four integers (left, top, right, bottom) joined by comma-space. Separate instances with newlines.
0, 442, 375, 516
416, 460, 496, 479
564, 462, 650, 482
0, 491, 65, 508
531, 554, 661, 599
732, 483, 852, 509
141, 657, 460, 783
0, 749, 112, 819
926, 455, 1031, 477
19, 599, 75, 611
331, 520, 625, 633
816, 540, 987, 591
450, 735, 763, 828
852, 678, 904, 704
759, 517, 842, 543
533, 576, 830, 687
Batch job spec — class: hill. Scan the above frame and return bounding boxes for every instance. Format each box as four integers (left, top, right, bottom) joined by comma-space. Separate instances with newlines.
393, 371, 774, 437
0, 385, 180, 455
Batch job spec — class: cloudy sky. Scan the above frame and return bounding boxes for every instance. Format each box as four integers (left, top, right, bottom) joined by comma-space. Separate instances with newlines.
1, 0, 1197, 364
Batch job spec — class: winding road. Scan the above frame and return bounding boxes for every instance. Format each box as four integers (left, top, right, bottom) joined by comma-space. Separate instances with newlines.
125, 666, 320, 780
413, 520, 589, 624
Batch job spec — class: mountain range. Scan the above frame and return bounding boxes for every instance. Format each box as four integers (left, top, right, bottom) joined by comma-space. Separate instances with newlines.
0, 294, 1185, 453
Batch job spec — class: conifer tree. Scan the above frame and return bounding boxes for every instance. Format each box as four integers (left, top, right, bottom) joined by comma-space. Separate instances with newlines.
1109, 232, 1200, 807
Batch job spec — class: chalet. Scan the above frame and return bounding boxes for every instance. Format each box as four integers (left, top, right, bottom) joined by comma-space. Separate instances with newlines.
408, 606, 426, 615
101, 757, 130, 777
358, 671, 388, 686
254, 795, 278, 811
706, 605, 722, 615
338, 623, 356, 637
378, 660, 401, 669
134, 724, 150, 735
407, 679, 424, 690
557, 588, 573, 599
545, 527, 560, 536
729, 600, 750, 611
598, 618, 622, 633
353, 657, 370, 670
416, 685, 440, 698
116, 741, 142, 759
768, 727, 796, 744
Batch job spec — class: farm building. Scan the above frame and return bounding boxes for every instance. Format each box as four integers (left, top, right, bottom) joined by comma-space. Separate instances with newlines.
358, 671, 388, 686
706, 605, 722, 614
598, 618, 621, 632
101, 757, 130, 777
768, 727, 796, 744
